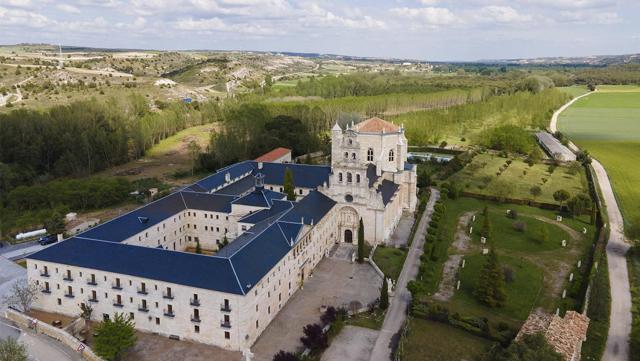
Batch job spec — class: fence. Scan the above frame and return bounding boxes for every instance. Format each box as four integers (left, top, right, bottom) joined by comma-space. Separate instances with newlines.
4, 308, 104, 361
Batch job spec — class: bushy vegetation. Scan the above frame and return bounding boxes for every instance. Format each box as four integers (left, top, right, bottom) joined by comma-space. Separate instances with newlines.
628, 248, 640, 361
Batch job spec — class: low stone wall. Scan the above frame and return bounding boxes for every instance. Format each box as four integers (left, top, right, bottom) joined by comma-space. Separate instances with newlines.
4, 308, 104, 361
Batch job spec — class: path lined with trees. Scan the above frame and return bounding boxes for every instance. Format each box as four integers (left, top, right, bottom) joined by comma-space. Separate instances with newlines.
369, 188, 439, 361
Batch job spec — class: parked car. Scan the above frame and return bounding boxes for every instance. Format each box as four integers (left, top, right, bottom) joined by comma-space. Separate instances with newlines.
38, 235, 58, 246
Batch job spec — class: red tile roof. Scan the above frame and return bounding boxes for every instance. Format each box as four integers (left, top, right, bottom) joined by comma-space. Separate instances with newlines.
353, 117, 400, 133
517, 311, 589, 361
255, 147, 292, 162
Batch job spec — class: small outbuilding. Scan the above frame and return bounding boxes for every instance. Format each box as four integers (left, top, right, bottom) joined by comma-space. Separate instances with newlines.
535, 131, 577, 162
255, 147, 292, 163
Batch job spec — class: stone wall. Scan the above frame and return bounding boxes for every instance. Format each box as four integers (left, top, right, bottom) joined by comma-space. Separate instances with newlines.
4, 308, 104, 361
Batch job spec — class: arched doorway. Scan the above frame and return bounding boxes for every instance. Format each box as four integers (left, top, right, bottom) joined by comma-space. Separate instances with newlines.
344, 229, 353, 243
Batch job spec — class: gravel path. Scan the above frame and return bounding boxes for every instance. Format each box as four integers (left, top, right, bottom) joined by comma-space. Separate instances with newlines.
433, 212, 475, 301
369, 188, 440, 361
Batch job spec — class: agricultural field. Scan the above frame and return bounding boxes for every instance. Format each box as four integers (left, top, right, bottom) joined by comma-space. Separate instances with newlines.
558, 85, 591, 98
421, 197, 596, 328
558, 87, 640, 235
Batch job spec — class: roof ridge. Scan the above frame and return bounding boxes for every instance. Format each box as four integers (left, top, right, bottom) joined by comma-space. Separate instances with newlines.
179, 191, 188, 209
227, 258, 246, 295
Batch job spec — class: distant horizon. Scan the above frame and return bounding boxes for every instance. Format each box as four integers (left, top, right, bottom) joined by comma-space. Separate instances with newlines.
3, 42, 638, 64
0, 1, 638, 62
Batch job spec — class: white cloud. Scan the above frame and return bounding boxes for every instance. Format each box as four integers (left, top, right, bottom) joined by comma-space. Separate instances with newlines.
0, 6, 50, 28
174, 16, 280, 35
559, 10, 621, 24
299, 3, 386, 30
0, 0, 32, 8
476, 5, 532, 23
56, 4, 81, 14
390, 6, 460, 27
517, 0, 615, 9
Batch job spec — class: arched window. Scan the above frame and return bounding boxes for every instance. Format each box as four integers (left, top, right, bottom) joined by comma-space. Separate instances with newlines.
344, 152, 348, 159
338, 173, 343, 182
347, 172, 352, 183
356, 174, 361, 183
348, 138, 353, 145
351, 153, 356, 160
389, 149, 395, 162
367, 148, 374, 162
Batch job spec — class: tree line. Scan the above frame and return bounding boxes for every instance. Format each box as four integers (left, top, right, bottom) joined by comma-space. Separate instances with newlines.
0, 95, 221, 194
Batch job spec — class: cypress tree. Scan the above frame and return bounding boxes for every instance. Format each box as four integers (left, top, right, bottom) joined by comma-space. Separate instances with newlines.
380, 276, 389, 310
284, 168, 296, 201
357, 218, 365, 263
481, 209, 492, 239
474, 246, 507, 308
195, 240, 202, 254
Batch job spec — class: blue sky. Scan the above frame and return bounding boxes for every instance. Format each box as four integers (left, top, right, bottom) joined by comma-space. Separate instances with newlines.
0, 0, 638, 61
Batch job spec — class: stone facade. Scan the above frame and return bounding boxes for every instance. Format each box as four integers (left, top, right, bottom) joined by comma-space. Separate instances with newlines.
320, 117, 417, 244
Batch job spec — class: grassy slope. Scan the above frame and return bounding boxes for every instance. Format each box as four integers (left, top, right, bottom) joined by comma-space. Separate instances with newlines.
402, 318, 492, 361
559, 89, 640, 232
449, 152, 588, 204
558, 85, 590, 98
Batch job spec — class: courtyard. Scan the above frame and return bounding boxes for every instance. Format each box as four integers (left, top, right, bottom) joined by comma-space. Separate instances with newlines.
251, 245, 382, 361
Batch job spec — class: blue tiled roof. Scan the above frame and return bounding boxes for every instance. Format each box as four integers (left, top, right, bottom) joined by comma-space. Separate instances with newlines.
215, 175, 255, 196
239, 200, 293, 224
378, 180, 399, 205
79, 192, 187, 243
181, 191, 235, 213
27, 161, 339, 296
29, 237, 244, 294
253, 162, 330, 189
232, 189, 286, 208
195, 161, 254, 192
281, 190, 337, 225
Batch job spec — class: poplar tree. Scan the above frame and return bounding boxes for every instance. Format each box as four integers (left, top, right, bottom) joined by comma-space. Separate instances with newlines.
357, 218, 365, 263
284, 168, 296, 201
474, 246, 507, 308
380, 276, 389, 310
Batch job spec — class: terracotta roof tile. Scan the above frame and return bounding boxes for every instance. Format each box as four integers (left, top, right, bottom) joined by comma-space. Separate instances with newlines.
516, 311, 589, 361
255, 147, 292, 162
353, 117, 400, 133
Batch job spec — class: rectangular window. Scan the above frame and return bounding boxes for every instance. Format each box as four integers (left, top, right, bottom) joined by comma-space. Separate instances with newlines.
195, 325, 200, 333
224, 332, 230, 339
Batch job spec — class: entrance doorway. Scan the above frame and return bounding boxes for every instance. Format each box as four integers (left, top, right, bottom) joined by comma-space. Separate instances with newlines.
344, 229, 353, 243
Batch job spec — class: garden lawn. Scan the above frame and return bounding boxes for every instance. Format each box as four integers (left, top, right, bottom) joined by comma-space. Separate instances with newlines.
454, 253, 544, 322
449, 152, 588, 205
402, 318, 492, 361
558, 88, 640, 235
373, 246, 408, 281
428, 197, 596, 326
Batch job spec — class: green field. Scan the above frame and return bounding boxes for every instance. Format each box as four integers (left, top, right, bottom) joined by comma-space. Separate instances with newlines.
558, 85, 591, 98
559, 89, 640, 235
402, 318, 492, 361
449, 152, 588, 205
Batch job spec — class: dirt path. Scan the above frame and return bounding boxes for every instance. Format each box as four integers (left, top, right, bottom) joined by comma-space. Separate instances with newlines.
433, 212, 476, 301
524, 214, 583, 241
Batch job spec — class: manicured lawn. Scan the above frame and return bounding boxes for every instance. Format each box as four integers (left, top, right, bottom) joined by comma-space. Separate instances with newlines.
558, 88, 640, 235
402, 318, 492, 361
345, 309, 385, 330
449, 152, 589, 205
373, 245, 408, 280
454, 253, 544, 322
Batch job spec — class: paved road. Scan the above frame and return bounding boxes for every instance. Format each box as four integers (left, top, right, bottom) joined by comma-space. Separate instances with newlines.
550, 91, 631, 361
369, 188, 440, 361
1, 318, 80, 361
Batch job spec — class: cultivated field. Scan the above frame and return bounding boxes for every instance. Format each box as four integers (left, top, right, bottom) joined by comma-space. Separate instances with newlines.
559, 87, 640, 234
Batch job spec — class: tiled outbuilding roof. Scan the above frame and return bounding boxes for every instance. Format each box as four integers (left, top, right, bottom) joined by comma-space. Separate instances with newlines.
516, 311, 589, 361
255, 147, 291, 162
